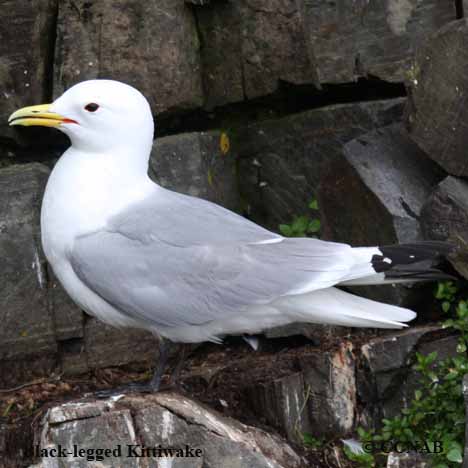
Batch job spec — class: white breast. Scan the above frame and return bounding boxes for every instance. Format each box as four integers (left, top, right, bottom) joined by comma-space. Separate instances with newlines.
41, 147, 153, 266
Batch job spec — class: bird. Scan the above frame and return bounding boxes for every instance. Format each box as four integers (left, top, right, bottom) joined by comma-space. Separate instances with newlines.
8, 79, 454, 391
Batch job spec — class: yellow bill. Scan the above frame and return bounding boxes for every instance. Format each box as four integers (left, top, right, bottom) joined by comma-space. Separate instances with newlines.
8, 104, 77, 127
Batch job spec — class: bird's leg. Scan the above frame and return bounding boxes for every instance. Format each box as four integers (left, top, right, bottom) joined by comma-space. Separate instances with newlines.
94, 337, 174, 398
148, 336, 173, 391
167, 343, 190, 387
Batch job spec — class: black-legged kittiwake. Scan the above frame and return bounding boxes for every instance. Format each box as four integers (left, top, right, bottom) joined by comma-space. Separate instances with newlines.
8, 80, 455, 390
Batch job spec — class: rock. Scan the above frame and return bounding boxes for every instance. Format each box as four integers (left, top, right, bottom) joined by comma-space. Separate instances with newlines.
387, 452, 429, 468
0, 0, 57, 140
421, 176, 468, 280
195, 1, 245, 109
317, 123, 443, 307
0, 163, 56, 387
303, 0, 455, 83
0, 164, 156, 385
83, 320, 156, 372
150, 130, 239, 211
238, 98, 405, 231
195, 0, 318, 108
245, 372, 312, 443
357, 325, 458, 427
318, 123, 442, 245
239, 0, 318, 100
245, 342, 355, 441
406, 19, 468, 176
32, 393, 305, 467
54, 0, 203, 116
299, 342, 356, 437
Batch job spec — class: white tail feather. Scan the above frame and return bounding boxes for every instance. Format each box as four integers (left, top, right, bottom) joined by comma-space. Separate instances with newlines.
273, 287, 416, 329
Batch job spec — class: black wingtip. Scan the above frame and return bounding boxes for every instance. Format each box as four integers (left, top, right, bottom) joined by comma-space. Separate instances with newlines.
371, 241, 457, 280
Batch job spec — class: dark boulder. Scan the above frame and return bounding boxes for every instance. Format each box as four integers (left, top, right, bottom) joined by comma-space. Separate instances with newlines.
0, 0, 58, 140
54, 0, 203, 116
421, 176, 468, 280
406, 19, 468, 176
303, 0, 455, 83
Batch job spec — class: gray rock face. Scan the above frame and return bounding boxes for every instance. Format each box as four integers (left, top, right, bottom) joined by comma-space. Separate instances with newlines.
32, 393, 305, 468
387, 452, 429, 468
150, 130, 239, 211
406, 19, 468, 176
238, 0, 318, 100
0, 0, 57, 140
245, 343, 355, 441
54, 0, 203, 115
0, 164, 55, 386
195, 2, 245, 109
195, 0, 318, 109
317, 124, 442, 307
357, 326, 458, 427
303, 0, 455, 83
421, 176, 468, 280
0, 164, 157, 387
238, 98, 405, 231
319, 123, 442, 246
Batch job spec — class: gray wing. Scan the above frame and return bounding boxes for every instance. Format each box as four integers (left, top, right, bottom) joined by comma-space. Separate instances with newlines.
69, 188, 354, 328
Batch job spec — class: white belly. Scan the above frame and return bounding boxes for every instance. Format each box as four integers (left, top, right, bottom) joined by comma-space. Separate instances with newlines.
40, 147, 155, 329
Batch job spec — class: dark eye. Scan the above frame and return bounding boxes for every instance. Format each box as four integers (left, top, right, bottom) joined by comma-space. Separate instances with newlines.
84, 103, 99, 112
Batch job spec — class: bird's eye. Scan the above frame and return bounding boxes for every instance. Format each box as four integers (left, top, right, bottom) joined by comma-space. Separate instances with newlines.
84, 103, 99, 112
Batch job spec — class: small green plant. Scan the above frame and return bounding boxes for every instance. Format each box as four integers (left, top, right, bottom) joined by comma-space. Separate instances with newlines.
279, 199, 321, 237
436, 281, 459, 313
343, 445, 375, 468
302, 433, 325, 450
343, 281, 468, 467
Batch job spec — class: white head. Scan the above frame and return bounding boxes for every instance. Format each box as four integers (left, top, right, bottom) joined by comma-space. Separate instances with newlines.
8, 79, 155, 157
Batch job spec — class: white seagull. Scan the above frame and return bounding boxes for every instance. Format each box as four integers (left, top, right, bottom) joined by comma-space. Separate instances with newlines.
9, 80, 453, 390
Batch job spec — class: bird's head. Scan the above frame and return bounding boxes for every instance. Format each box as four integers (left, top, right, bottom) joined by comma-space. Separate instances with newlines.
8, 79, 154, 154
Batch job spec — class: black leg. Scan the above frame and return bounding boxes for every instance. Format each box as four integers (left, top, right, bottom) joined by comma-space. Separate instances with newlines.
93, 337, 175, 398
167, 343, 190, 387
149, 336, 173, 391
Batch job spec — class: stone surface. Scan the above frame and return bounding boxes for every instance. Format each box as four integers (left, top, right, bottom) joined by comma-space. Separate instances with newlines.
303, 0, 455, 83
406, 19, 468, 176
318, 123, 442, 246
195, 0, 318, 108
150, 130, 239, 211
54, 0, 203, 116
245, 342, 355, 441
195, 2, 245, 109
31, 393, 305, 467
0, 0, 57, 140
421, 176, 468, 280
357, 325, 458, 428
239, 0, 318, 100
387, 452, 429, 468
83, 320, 156, 372
317, 123, 443, 307
0, 163, 55, 387
238, 98, 405, 232
0, 162, 157, 386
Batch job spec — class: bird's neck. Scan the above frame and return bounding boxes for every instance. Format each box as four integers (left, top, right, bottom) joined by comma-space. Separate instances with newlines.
41, 147, 155, 265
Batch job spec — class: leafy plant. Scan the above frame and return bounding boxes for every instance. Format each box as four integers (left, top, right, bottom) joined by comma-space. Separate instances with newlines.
302, 433, 324, 450
279, 199, 321, 237
343, 281, 468, 467
343, 444, 375, 468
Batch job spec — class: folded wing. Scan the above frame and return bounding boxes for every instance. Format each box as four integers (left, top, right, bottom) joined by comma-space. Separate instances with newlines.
69, 188, 360, 329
